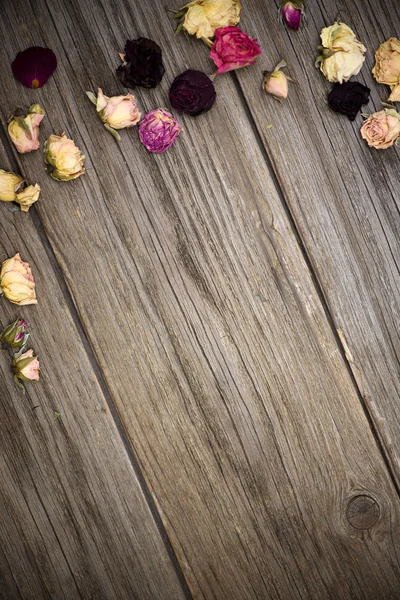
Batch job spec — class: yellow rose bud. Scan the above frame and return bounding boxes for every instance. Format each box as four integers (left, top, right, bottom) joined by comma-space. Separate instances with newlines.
15, 183, 41, 212
44, 133, 85, 181
263, 60, 291, 100
316, 22, 366, 83
0, 253, 37, 305
175, 0, 241, 39
372, 37, 400, 102
86, 88, 141, 142
0, 169, 24, 202
8, 104, 45, 154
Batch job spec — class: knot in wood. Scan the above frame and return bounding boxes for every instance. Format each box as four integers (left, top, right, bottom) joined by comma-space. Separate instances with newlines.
346, 495, 380, 530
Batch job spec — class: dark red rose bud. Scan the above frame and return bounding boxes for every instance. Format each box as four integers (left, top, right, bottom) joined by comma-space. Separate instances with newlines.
12, 47, 57, 89
328, 81, 370, 121
116, 37, 165, 89
169, 70, 216, 117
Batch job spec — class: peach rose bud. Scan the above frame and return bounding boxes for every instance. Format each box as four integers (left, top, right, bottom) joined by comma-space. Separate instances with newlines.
360, 108, 400, 150
86, 88, 141, 142
15, 183, 41, 212
0, 253, 37, 305
13, 348, 40, 388
8, 104, 45, 154
0, 169, 24, 202
44, 133, 85, 181
263, 60, 291, 100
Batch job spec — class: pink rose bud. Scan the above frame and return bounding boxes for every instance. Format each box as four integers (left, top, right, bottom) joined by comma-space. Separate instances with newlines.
263, 60, 292, 100
0, 318, 29, 348
139, 109, 183, 153
8, 104, 45, 154
279, 0, 305, 31
210, 26, 261, 74
86, 88, 141, 142
13, 348, 40, 388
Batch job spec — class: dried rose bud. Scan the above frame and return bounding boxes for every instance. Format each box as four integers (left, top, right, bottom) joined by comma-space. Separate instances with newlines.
328, 81, 370, 121
0, 318, 29, 348
12, 47, 57, 89
0, 253, 37, 306
169, 70, 216, 116
116, 38, 165, 89
0, 170, 24, 202
8, 104, 45, 154
263, 60, 291, 100
279, 1, 305, 31
86, 88, 141, 141
44, 133, 85, 181
139, 109, 183, 153
15, 184, 41, 212
13, 348, 40, 388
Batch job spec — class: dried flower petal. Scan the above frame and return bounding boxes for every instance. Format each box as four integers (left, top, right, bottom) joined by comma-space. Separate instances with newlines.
12, 47, 57, 89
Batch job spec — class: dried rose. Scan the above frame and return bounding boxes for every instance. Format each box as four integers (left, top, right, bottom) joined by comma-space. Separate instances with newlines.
87, 88, 141, 141
8, 104, 45, 154
372, 38, 400, 103
0, 253, 37, 306
316, 22, 366, 83
139, 109, 183, 153
12, 47, 57, 89
279, 1, 305, 31
0, 170, 24, 202
210, 26, 261, 74
360, 108, 400, 149
263, 60, 292, 100
44, 133, 85, 181
327, 81, 370, 120
172, 0, 241, 39
13, 349, 40, 388
116, 38, 165, 89
0, 318, 29, 349
15, 184, 41, 213
169, 70, 216, 116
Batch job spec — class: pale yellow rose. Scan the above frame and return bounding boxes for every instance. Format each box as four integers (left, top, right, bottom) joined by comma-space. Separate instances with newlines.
372, 38, 400, 102
87, 88, 141, 141
181, 0, 241, 39
317, 22, 366, 83
44, 133, 85, 181
15, 184, 41, 212
8, 104, 45, 154
263, 60, 291, 100
0, 170, 24, 202
360, 108, 400, 150
0, 253, 37, 305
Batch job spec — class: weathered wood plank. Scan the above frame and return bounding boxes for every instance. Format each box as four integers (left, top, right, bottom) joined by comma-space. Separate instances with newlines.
235, 0, 400, 482
2, 0, 400, 598
0, 159, 187, 596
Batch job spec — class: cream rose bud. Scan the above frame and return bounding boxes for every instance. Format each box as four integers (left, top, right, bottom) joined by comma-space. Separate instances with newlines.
44, 133, 85, 181
15, 184, 41, 212
263, 60, 291, 100
8, 104, 45, 154
360, 108, 400, 150
175, 0, 241, 39
0, 253, 37, 305
317, 22, 366, 83
0, 170, 24, 202
372, 38, 400, 102
86, 88, 141, 141
13, 349, 40, 387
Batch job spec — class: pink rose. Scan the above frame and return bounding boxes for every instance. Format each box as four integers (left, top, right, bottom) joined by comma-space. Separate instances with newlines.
360, 108, 400, 150
13, 349, 40, 386
210, 26, 261, 74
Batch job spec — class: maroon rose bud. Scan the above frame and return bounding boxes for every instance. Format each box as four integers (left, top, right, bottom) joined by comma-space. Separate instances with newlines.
169, 70, 216, 117
0, 317, 29, 349
279, 1, 305, 31
116, 38, 165, 89
12, 47, 57, 88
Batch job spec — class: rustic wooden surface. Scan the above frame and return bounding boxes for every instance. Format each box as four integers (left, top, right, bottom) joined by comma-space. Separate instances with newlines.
1, 0, 400, 599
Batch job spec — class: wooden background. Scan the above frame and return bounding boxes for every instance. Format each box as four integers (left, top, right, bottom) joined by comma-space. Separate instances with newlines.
1, 0, 400, 598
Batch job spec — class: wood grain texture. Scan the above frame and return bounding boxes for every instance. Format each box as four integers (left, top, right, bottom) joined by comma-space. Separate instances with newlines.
235, 0, 400, 482
0, 153, 187, 597
2, 0, 400, 598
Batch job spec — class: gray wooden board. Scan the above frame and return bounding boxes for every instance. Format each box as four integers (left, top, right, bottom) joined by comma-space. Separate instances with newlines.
236, 0, 400, 482
1, 0, 400, 598
0, 152, 187, 597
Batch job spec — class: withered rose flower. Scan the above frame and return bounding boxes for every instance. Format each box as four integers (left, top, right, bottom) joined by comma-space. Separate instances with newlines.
116, 38, 165, 89
87, 88, 141, 141
0, 170, 24, 202
316, 22, 366, 83
12, 47, 57, 88
0, 318, 29, 349
360, 108, 400, 150
169, 70, 216, 116
0, 253, 37, 305
44, 133, 85, 181
139, 109, 183, 153
210, 26, 261, 74
328, 81, 370, 120
263, 60, 292, 100
15, 184, 41, 212
279, 1, 305, 31
172, 0, 241, 39
8, 104, 45, 153
372, 38, 400, 102
13, 348, 40, 388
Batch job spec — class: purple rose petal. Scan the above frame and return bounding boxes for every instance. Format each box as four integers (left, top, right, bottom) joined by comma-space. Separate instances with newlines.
12, 47, 57, 89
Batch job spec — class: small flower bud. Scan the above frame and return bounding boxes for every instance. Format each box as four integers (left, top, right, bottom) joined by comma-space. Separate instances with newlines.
0, 253, 37, 306
15, 184, 41, 212
279, 1, 305, 31
44, 133, 85, 181
0, 170, 24, 202
86, 88, 141, 142
13, 349, 40, 388
263, 60, 291, 100
8, 104, 45, 154
0, 318, 29, 348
